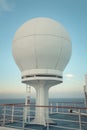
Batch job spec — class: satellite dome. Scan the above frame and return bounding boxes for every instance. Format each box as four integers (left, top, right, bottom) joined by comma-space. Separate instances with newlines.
12, 17, 72, 125
12, 17, 72, 84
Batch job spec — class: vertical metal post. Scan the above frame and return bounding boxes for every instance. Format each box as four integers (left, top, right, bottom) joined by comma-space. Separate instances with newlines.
50, 103, 52, 114
56, 103, 58, 112
84, 75, 87, 113
3, 105, 6, 126
46, 104, 49, 130
62, 103, 64, 112
11, 105, 14, 123
78, 109, 82, 130
47, 122, 49, 130
25, 84, 31, 123
22, 107, 25, 130
83, 85, 87, 113
27, 104, 30, 123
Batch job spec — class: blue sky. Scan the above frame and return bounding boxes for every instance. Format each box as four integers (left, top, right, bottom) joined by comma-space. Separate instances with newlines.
0, 0, 87, 98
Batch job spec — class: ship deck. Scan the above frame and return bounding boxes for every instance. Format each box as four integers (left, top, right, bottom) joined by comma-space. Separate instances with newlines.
0, 101, 87, 130
0, 126, 20, 130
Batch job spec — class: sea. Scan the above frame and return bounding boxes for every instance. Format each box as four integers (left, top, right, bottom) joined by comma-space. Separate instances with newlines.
0, 97, 84, 104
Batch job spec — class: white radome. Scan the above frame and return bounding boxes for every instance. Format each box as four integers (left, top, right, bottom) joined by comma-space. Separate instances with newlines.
12, 17, 72, 125
12, 17, 72, 84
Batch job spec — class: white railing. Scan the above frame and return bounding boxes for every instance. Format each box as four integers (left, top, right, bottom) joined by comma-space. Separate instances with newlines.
0, 102, 87, 130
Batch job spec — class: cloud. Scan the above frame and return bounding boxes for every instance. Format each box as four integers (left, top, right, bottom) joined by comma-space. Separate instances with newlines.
0, 0, 14, 12
64, 74, 74, 78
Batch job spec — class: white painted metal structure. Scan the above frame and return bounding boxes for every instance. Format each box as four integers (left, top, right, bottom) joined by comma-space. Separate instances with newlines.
84, 75, 87, 107
12, 17, 72, 125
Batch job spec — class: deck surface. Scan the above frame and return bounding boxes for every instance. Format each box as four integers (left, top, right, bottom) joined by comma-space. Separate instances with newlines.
0, 127, 20, 130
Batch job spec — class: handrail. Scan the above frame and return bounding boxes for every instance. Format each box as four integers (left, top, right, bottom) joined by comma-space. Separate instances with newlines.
0, 102, 87, 130
0, 103, 87, 109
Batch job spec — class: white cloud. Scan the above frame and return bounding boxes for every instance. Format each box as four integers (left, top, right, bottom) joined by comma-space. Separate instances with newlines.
64, 74, 74, 78
0, 0, 14, 12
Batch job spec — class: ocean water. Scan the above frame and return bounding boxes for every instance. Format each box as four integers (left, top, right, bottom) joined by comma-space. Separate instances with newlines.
0, 98, 25, 104
0, 97, 84, 104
